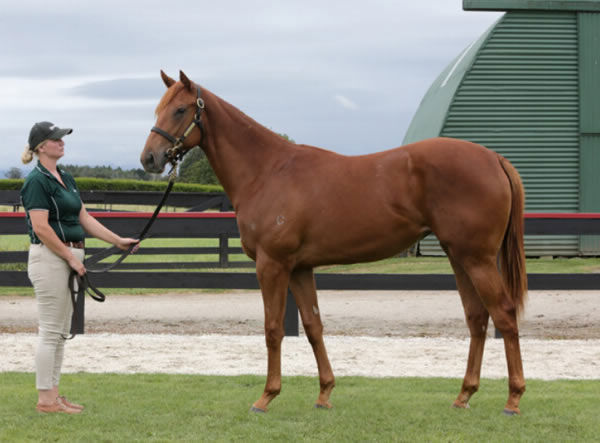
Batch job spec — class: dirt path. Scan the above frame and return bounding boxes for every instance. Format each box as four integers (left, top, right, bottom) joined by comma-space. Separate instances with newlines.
2, 290, 600, 339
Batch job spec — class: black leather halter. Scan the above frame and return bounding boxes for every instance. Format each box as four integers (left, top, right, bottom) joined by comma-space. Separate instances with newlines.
151, 86, 205, 164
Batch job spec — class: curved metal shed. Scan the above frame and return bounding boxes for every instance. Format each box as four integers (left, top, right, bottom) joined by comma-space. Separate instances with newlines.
404, 0, 600, 256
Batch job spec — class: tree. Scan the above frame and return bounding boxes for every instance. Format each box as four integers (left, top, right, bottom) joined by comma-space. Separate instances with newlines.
61, 164, 155, 180
5, 167, 22, 179
279, 133, 295, 143
178, 147, 219, 184
177, 133, 295, 184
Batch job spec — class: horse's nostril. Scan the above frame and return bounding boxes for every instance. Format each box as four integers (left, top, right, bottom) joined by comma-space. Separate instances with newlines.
143, 152, 155, 168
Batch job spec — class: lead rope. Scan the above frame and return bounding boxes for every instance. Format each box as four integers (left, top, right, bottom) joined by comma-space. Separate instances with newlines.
65, 165, 178, 339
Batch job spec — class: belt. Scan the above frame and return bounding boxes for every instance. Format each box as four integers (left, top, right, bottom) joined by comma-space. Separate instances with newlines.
64, 241, 85, 249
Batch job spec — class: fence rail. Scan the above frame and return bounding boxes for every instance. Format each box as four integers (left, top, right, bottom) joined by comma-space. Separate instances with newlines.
3, 211, 600, 336
0, 190, 233, 212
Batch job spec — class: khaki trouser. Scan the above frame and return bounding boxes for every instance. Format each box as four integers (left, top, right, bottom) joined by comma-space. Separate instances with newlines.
27, 244, 85, 390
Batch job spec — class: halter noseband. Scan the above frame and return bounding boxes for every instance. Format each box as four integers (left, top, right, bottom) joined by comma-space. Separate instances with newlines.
151, 86, 205, 165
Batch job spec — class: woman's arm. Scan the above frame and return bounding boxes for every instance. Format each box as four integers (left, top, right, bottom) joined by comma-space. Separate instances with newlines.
78, 204, 139, 250
29, 210, 86, 276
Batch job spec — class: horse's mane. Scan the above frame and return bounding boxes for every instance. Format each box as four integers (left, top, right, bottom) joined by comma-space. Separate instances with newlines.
155, 83, 183, 116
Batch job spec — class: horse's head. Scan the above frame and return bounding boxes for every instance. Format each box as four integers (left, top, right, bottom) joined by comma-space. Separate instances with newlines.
141, 70, 205, 173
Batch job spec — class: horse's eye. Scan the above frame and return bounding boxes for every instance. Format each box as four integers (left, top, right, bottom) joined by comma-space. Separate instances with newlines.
175, 107, 186, 115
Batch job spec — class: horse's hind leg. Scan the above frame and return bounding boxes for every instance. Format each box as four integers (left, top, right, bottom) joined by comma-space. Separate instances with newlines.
289, 268, 335, 408
447, 252, 490, 409
461, 256, 526, 415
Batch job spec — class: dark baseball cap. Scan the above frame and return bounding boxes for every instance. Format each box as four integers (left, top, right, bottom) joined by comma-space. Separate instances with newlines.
28, 121, 73, 150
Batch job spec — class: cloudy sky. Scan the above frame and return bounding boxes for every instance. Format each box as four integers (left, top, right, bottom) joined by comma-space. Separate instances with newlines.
1, 1, 502, 174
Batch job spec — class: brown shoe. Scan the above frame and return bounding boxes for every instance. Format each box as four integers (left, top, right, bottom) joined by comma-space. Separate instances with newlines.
36, 400, 81, 414
58, 396, 84, 410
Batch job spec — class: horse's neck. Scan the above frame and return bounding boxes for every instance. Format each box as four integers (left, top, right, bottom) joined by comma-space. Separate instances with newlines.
201, 90, 291, 209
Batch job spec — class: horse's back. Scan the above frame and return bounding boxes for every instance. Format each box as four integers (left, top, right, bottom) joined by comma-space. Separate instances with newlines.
282, 136, 510, 234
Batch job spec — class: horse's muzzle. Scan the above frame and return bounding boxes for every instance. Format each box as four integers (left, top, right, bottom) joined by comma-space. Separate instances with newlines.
141, 149, 167, 173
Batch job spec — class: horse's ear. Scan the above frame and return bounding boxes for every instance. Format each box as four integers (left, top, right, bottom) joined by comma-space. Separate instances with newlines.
161, 70, 176, 88
180, 70, 193, 91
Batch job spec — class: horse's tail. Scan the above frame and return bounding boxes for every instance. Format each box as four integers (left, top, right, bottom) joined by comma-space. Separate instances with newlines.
498, 155, 528, 317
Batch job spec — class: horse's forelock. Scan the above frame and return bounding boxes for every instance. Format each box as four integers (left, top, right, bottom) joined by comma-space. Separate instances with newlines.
154, 83, 183, 116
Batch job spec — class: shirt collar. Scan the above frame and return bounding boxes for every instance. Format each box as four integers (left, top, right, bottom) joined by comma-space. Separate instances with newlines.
35, 160, 66, 183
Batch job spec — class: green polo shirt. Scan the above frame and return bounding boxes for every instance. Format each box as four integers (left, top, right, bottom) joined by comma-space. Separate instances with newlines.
20, 161, 85, 244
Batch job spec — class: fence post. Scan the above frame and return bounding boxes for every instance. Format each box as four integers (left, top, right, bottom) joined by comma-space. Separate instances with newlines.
219, 234, 229, 268
284, 288, 299, 336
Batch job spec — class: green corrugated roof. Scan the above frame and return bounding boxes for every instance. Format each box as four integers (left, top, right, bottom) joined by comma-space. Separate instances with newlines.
464, 0, 600, 12
402, 19, 500, 144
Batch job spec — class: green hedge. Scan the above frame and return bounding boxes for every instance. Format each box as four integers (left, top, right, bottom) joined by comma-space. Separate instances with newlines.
0, 180, 23, 191
0, 178, 224, 193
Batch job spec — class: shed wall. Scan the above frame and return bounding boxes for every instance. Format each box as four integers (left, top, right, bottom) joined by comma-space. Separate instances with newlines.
578, 12, 600, 252
420, 11, 580, 256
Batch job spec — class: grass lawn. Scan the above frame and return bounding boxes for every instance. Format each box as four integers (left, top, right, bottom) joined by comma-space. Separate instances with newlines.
1, 373, 599, 442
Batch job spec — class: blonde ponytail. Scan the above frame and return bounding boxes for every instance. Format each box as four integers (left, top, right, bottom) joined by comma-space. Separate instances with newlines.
21, 145, 34, 164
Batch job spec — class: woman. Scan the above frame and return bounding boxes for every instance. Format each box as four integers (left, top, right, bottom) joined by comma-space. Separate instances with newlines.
20, 121, 139, 414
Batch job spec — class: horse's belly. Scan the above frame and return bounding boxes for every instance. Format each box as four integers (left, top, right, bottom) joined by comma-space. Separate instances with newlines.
298, 224, 425, 267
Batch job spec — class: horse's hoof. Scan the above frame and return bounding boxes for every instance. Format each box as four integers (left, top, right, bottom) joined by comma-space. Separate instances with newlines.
250, 406, 266, 413
451, 401, 469, 409
315, 403, 332, 410
503, 408, 520, 416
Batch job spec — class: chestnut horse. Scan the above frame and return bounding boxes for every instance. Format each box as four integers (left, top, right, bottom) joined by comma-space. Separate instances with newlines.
141, 71, 527, 415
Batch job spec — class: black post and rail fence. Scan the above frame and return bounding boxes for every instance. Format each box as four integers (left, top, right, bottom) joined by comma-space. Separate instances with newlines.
2, 190, 600, 337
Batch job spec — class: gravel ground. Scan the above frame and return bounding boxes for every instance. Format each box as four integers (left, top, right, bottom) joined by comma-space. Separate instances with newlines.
1, 290, 599, 378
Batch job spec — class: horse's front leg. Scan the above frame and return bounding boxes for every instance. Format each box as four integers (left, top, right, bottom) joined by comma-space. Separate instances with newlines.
290, 268, 335, 409
251, 256, 291, 413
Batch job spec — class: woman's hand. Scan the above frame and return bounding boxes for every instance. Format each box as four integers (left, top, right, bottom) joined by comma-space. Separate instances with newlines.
79, 206, 140, 252
67, 256, 86, 276
115, 237, 140, 252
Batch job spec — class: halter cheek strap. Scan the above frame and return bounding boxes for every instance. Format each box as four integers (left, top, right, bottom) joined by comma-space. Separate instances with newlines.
151, 86, 205, 164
